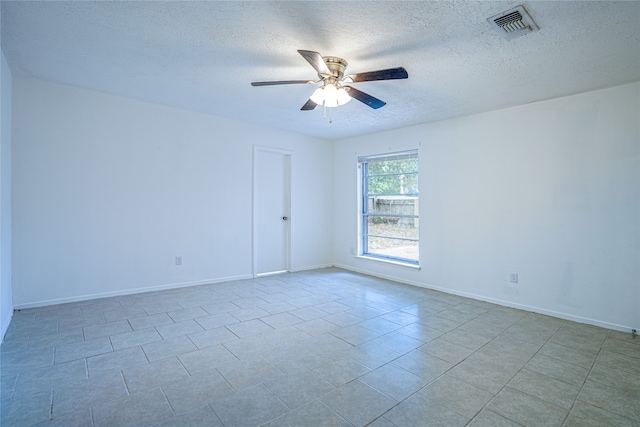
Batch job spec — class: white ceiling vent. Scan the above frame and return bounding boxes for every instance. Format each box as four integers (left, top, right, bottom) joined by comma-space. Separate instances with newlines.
488, 5, 539, 40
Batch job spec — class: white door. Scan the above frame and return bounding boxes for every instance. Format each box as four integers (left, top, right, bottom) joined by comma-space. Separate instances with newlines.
253, 146, 291, 276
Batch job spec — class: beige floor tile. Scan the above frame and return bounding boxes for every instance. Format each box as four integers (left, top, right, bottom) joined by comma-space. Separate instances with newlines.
383, 393, 469, 427
466, 409, 521, 427
446, 353, 519, 394
264, 400, 350, 427
322, 380, 396, 426
392, 349, 452, 381
141, 335, 198, 361
2, 268, 636, 427
564, 401, 638, 427
215, 356, 284, 390
506, 368, 580, 409
540, 341, 598, 368
595, 348, 640, 376
123, 357, 189, 394
418, 337, 474, 364
419, 374, 493, 419
578, 379, 640, 421
487, 387, 568, 426
345, 341, 402, 369
524, 354, 590, 387
92, 387, 174, 427
360, 363, 428, 401
209, 383, 288, 427
161, 368, 233, 414
306, 354, 371, 386
263, 369, 335, 409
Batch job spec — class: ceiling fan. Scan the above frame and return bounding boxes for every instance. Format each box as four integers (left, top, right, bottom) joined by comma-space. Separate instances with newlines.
251, 50, 408, 111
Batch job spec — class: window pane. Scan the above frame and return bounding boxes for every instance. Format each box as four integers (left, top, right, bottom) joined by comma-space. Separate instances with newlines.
366, 196, 418, 217
367, 219, 419, 240
360, 150, 419, 265
367, 173, 418, 195
366, 236, 419, 261
368, 158, 418, 174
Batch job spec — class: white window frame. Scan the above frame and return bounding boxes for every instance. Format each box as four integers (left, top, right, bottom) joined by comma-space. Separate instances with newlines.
358, 150, 419, 266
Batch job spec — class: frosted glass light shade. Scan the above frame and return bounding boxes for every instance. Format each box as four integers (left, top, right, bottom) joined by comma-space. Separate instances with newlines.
323, 84, 339, 107
310, 84, 351, 107
336, 87, 352, 105
310, 87, 325, 104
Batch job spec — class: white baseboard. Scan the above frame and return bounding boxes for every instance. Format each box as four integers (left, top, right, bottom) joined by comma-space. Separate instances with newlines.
13, 265, 333, 310
13, 274, 253, 310
333, 262, 425, 287
1, 309, 13, 343
289, 263, 334, 273
10, 264, 636, 334
333, 263, 635, 333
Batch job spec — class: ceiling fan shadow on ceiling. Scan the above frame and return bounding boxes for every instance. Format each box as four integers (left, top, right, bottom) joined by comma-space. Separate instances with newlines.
251, 50, 408, 121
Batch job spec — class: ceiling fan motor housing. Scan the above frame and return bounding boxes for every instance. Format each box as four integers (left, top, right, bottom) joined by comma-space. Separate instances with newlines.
322, 56, 348, 79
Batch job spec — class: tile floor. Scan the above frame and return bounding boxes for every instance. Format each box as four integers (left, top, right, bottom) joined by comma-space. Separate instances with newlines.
1, 268, 639, 426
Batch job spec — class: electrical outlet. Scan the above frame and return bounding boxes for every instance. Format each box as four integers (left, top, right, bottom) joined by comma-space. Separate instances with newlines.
509, 272, 518, 283
175, 256, 182, 266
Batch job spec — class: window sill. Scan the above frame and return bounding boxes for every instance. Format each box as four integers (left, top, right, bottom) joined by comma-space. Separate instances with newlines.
356, 255, 420, 270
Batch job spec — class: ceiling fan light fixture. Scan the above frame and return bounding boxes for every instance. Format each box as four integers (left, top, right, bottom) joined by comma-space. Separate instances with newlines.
310, 87, 325, 104
337, 87, 352, 105
323, 84, 339, 107
310, 83, 351, 107
251, 50, 408, 114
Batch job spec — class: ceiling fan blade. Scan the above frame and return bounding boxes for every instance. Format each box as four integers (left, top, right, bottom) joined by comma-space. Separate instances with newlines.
345, 86, 386, 109
301, 99, 317, 111
297, 50, 331, 77
251, 80, 314, 86
345, 67, 408, 83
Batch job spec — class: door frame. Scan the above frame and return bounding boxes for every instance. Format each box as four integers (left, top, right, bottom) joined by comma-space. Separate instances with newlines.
252, 145, 292, 278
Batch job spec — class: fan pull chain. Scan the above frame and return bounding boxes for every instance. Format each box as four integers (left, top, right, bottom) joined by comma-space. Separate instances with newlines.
321, 103, 334, 124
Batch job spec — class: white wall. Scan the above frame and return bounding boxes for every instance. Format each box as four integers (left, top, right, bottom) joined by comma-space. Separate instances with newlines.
334, 83, 640, 332
10, 75, 639, 332
12, 77, 333, 307
1, 50, 13, 340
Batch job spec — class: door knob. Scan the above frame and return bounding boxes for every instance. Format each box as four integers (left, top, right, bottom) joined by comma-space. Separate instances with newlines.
282, 216, 288, 221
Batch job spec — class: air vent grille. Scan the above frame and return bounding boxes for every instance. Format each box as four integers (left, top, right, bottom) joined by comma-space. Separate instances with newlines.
488, 6, 538, 40
495, 11, 525, 30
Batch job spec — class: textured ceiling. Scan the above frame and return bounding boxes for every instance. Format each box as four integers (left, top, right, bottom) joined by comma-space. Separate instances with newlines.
2, 1, 639, 140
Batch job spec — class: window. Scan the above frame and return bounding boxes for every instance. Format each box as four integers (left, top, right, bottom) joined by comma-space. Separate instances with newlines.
359, 150, 419, 265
